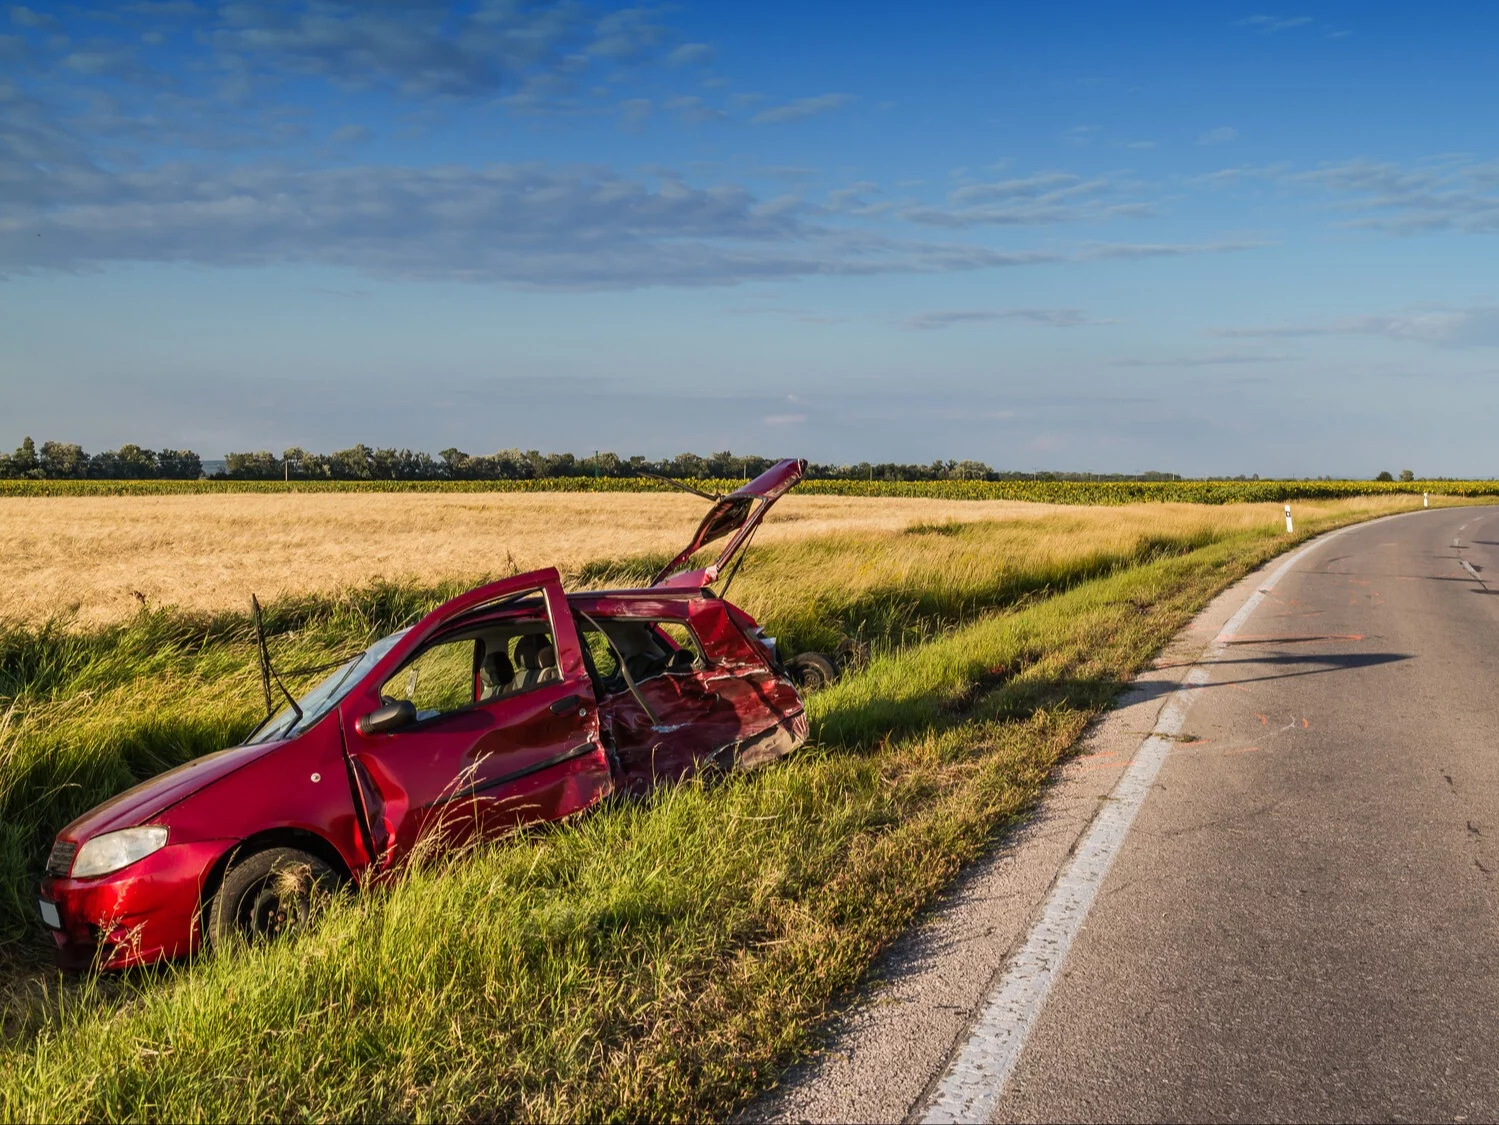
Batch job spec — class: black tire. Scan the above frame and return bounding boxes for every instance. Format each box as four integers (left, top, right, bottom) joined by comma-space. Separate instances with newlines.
787, 651, 838, 691
834, 637, 871, 673
206, 846, 337, 949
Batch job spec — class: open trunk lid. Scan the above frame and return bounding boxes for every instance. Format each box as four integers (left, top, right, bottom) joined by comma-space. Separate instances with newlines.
651, 458, 807, 589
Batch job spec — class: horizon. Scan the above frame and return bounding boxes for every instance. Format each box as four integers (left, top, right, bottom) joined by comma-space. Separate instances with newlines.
0, 434, 1454, 482
4, 1, 1496, 475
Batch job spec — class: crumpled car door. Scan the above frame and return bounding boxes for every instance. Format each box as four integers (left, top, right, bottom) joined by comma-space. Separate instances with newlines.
338, 570, 611, 870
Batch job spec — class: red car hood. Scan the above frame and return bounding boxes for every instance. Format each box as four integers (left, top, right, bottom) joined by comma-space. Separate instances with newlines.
59, 740, 287, 840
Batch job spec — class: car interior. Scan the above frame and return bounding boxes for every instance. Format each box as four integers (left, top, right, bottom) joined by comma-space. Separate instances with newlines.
380, 614, 563, 719
575, 615, 704, 699
378, 606, 712, 723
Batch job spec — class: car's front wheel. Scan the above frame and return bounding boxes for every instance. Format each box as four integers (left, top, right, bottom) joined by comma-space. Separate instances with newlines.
205, 846, 338, 949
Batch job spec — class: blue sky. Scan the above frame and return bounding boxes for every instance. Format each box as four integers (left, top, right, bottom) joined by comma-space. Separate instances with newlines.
3, 1, 1497, 475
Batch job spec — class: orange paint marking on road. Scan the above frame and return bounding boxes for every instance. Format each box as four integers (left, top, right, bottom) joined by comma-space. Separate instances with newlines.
1302, 717, 1309, 729
1256, 713, 1269, 725
1225, 745, 1262, 755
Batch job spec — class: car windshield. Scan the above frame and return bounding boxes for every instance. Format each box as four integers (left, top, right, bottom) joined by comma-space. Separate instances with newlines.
244, 629, 408, 745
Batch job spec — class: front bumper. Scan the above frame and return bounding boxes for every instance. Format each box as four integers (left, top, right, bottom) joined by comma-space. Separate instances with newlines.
39, 839, 233, 970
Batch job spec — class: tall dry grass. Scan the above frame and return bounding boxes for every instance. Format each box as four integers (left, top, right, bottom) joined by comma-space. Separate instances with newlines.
0, 492, 1076, 627
0, 491, 1433, 629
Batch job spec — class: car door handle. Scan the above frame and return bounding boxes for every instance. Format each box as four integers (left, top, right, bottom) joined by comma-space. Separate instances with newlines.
550, 693, 584, 715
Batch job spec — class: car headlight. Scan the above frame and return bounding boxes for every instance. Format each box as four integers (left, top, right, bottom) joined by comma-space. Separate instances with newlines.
70, 827, 169, 878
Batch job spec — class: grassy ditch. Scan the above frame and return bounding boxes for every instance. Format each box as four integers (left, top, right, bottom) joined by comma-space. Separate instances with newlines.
0, 504, 1344, 952
0, 496, 1439, 1121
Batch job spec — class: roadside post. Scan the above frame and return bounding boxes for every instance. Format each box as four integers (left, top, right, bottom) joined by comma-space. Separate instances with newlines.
1285, 504, 1293, 534
1424, 492, 1429, 508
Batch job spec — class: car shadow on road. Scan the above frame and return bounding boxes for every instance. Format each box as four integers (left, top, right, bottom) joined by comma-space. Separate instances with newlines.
1101, 652, 1413, 707
974, 653, 1412, 723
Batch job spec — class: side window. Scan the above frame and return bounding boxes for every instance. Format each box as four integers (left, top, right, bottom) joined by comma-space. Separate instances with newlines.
655, 622, 706, 670
382, 638, 478, 720
475, 626, 561, 701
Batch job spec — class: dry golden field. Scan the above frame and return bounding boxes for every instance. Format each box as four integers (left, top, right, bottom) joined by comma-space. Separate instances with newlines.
0, 490, 1436, 626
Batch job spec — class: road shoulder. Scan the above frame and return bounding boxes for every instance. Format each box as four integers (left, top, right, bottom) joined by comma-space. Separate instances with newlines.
749, 550, 1303, 1124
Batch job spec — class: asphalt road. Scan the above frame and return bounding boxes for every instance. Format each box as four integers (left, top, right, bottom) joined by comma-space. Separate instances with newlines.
993, 504, 1499, 1122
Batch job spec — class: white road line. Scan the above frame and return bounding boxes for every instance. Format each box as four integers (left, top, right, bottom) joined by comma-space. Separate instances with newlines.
1462, 560, 1484, 585
919, 527, 1357, 1125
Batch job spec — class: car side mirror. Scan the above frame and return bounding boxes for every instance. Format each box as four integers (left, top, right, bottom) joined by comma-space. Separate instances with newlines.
356, 700, 416, 736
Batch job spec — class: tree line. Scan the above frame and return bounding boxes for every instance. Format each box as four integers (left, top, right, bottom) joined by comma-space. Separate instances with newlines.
219, 446, 1185, 482
0, 437, 202, 480
0, 435, 1188, 483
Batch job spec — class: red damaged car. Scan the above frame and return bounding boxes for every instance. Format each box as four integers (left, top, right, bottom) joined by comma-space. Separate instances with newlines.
38, 460, 810, 969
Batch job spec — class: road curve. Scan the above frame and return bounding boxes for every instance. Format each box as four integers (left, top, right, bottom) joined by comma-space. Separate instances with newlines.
757, 504, 1499, 1124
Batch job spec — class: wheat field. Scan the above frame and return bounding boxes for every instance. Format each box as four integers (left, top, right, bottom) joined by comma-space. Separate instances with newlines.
0, 491, 1439, 627
1, 492, 1064, 626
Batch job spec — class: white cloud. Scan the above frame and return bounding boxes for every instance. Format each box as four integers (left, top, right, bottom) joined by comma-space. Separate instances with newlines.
662, 95, 726, 125
618, 97, 651, 127
1235, 15, 1313, 32
1188, 163, 1291, 186
900, 172, 1147, 228
1113, 351, 1293, 367
1197, 126, 1238, 146
907, 307, 1119, 331
751, 93, 853, 126
9, 5, 57, 29
668, 42, 714, 66
1294, 157, 1499, 233
203, 1, 666, 99
1193, 156, 1499, 235
763, 413, 807, 426
0, 157, 1079, 288
1080, 239, 1273, 259
1214, 304, 1499, 347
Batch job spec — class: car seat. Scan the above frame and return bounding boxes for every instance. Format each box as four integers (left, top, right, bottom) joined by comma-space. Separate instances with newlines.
510, 634, 560, 692
478, 645, 514, 700
535, 645, 560, 685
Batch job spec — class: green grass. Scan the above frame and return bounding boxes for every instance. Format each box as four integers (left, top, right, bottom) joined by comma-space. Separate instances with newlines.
3, 476, 1497, 502
0, 509, 1281, 952
0, 497, 1448, 1121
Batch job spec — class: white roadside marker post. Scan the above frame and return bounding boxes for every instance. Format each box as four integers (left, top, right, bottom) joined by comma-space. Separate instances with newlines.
1424, 492, 1429, 508
1285, 504, 1294, 534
